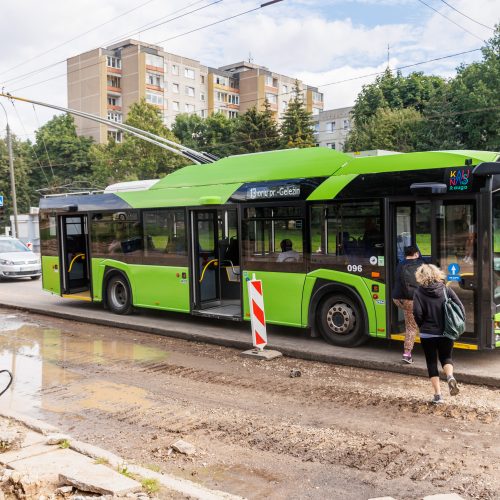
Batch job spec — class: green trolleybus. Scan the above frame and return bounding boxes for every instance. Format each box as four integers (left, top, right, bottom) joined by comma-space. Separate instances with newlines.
39, 148, 500, 350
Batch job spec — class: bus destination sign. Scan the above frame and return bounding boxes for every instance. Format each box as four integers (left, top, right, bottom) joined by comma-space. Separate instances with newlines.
446, 167, 472, 192
247, 184, 301, 200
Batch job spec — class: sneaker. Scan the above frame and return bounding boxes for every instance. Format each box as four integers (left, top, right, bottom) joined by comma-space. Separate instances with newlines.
448, 377, 459, 396
402, 354, 413, 364
432, 394, 444, 404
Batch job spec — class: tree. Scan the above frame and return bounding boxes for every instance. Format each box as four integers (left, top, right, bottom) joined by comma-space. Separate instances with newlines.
280, 80, 316, 149
171, 113, 207, 151
91, 100, 189, 186
233, 100, 280, 153
202, 112, 237, 158
30, 114, 94, 194
344, 107, 425, 153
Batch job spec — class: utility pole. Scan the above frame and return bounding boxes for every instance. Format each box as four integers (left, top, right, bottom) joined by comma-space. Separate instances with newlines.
6, 123, 19, 238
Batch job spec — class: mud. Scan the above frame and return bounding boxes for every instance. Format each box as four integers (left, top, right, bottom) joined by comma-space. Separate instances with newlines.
0, 308, 498, 499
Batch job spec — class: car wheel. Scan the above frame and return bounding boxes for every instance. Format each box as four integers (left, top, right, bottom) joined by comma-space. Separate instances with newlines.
106, 274, 133, 315
30, 276, 41, 280
317, 294, 367, 347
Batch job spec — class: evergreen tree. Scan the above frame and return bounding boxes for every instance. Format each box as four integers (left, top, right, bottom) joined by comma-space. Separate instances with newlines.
202, 112, 237, 158
280, 80, 315, 149
233, 100, 280, 153
171, 113, 207, 151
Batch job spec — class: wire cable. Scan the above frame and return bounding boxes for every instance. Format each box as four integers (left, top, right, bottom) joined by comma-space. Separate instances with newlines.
437, 0, 494, 31
0, 0, 158, 79
416, 0, 486, 42
32, 104, 55, 178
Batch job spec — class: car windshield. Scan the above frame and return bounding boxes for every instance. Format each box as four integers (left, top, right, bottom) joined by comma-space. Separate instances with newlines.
0, 240, 30, 253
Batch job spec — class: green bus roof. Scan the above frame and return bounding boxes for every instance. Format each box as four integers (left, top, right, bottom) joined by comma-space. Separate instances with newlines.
116, 148, 499, 208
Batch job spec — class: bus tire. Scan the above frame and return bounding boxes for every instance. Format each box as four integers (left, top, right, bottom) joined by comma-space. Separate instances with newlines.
106, 274, 133, 315
317, 294, 367, 347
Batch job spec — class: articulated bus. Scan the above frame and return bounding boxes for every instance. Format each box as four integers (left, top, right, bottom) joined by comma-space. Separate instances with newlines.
39, 148, 500, 350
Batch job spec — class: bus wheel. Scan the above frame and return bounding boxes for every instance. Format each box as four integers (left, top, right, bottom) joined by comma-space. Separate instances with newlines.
318, 294, 366, 347
107, 274, 133, 315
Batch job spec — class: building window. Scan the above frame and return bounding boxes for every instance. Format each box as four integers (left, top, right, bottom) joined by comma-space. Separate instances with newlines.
146, 72, 164, 88
282, 84, 289, 95
312, 107, 321, 115
228, 110, 238, 119
314, 123, 320, 133
326, 121, 336, 132
172, 64, 179, 75
215, 75, 229, 86
107, 130, 123, 143
265, 75, 278, 87
228, 94, 239, 105
107, 96, 121, 106
282, 101, 288, 111
265, 93, 277, 104
146, 92, 164, 106
343, 119, 350, 130
313, 91, 323, 102
172, 83, 179, 93
201, 75, 205, 84
185, 86, 195, 97
216, 91, 227, 103
107, 111, 122, 123
185, 103, 195, 112
200, 93, 205, 101
145, 53, 164, 68
106, 56, 121, 69
326, 142, 336, 150
199, 109, 207, 118
107, 75, 121, 88
172, 101, 180, 111
184, 68, 195, 79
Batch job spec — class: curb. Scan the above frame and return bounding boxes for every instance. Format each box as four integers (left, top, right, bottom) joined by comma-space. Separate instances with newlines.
2, 301, 499, 389
0, 409, 243, 500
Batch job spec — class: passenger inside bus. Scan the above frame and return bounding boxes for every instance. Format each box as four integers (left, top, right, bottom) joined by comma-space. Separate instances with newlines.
277, 239, 300, 262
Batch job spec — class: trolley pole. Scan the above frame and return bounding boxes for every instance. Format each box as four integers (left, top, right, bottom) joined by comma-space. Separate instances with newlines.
6, 124, 19, 238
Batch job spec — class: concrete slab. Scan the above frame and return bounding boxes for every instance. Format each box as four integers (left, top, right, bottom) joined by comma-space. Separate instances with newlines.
59, 469, 141, 496
0, 443, 56, 465
240, 348, 283, 360
20, 431, 47, 448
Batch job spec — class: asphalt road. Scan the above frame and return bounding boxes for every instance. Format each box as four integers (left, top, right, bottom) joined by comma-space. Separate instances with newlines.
0, 278, 499, 387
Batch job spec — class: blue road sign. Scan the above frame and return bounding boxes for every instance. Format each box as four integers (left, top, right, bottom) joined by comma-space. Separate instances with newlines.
0, 195, 3, 207
447, 275, 461, 282
448, 263, 460, 276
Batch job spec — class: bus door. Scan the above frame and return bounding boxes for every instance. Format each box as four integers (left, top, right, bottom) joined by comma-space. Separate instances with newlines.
190, 209, 241, 318
389, 200, 478, 345
59, 215, 91, 299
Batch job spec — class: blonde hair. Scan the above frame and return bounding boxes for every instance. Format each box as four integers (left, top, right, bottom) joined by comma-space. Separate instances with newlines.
415, 264, 446, 287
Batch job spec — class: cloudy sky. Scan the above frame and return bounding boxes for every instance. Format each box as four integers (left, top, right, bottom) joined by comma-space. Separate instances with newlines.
0, 0, 498, 140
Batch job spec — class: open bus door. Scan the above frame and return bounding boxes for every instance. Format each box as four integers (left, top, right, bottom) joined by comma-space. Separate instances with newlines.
389, 199, 479, 348
59, 215, 91, 300
190, 208, 241, 319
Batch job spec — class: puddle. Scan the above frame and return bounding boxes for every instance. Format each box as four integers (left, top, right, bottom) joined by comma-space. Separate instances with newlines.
0, 312, 168, 418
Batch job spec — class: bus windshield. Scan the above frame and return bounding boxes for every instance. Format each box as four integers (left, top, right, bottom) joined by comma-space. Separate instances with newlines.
493, 192, 500, 303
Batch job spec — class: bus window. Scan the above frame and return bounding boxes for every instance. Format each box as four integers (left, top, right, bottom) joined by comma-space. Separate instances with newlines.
493, 193, 500, 303
90, 210, 143, 264
311, 201, 384, 265
242, 206, 304, 268
143, 209, 187, 266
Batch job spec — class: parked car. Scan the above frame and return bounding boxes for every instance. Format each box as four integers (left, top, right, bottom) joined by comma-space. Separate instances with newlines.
0, 236, 41, 280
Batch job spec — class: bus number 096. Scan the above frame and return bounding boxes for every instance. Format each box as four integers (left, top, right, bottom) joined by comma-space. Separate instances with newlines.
347, 265, 363, 273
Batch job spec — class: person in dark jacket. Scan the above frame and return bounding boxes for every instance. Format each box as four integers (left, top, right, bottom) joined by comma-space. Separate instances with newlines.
393, 246, 423, 364
413, 264, 465, 404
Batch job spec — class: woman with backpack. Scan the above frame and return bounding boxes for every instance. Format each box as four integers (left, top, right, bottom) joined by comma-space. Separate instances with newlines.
413, 264, 465, 404
393, 246, 423, 364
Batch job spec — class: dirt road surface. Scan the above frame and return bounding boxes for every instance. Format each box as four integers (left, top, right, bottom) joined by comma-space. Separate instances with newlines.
0, 308, 498, 499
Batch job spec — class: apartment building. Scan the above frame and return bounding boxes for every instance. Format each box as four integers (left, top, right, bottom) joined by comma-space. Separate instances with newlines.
313, 106, 353, 152
68, 40, 324, 143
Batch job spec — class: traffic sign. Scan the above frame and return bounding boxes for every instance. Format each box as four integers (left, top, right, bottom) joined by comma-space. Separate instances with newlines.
447, 275, 461, 282
448, 263, 460, 276
0, 195, 3, 207
247, 275, 267, 350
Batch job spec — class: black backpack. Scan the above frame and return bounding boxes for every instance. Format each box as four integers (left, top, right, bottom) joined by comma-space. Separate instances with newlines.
402, 261, 421, 299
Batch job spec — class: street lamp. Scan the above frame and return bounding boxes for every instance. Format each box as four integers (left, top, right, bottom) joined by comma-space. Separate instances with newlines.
0, 102, 19, 238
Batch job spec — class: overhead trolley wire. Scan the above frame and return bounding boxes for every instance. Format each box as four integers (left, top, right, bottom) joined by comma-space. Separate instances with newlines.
31, 104, 55, 178
1, 0, 223, 88
437, 0, 495, 31
415, 0, 486, 42
0, 0, 158, 80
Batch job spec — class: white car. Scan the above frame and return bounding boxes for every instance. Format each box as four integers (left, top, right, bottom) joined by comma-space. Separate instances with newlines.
0, 237, 41, 280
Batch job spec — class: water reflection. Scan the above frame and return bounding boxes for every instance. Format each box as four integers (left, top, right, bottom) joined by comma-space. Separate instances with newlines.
0, 312, 168, 418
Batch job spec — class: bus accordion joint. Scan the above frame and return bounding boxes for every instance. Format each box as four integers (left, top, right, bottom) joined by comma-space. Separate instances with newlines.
199, 259, 218, 282
68, 253, 85, 273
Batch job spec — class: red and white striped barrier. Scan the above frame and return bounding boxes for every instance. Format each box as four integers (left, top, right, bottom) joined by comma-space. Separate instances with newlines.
247, 274, 267, 351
